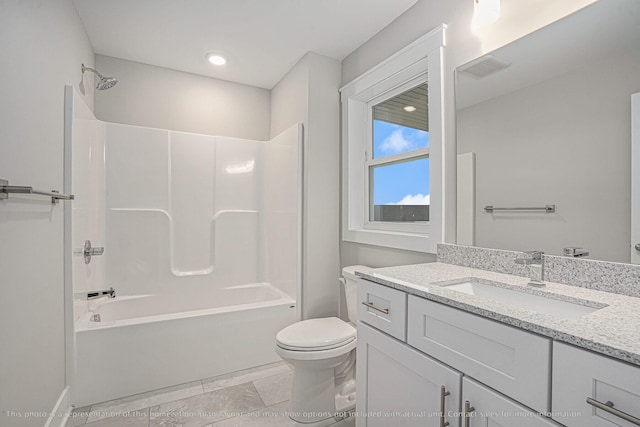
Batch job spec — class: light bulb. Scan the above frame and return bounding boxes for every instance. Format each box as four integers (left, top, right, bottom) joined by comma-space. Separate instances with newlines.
206, 53, 227, 66
474, 0, 500, 25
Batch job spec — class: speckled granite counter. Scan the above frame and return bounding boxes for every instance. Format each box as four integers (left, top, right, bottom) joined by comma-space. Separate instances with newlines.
356, 262, 640, 367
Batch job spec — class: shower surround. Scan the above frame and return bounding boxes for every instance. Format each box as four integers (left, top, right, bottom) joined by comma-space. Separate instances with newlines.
64, 87, 301, 406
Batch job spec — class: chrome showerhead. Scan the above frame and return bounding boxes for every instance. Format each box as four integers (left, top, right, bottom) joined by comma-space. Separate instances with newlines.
96, 76, 118, 90
81, 64, 118, 91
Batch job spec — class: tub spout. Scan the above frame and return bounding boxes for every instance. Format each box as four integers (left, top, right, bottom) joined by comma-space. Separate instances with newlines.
86, 287, 115, 300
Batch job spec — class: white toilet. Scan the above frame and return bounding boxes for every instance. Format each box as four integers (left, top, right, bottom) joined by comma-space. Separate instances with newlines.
275, 265, 369, 423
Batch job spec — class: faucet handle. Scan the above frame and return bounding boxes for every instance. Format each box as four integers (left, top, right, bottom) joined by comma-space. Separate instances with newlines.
563, 247, 589, 257
82, 240, 105, 264
515, 250, 544, 265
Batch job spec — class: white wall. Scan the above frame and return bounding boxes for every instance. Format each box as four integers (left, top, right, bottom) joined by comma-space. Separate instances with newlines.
341, 0, 597, 84
270, 52, 342, 319
458, 52, 639, 262
94, 55, 271, 141
339, 0, 597, 268
0, 1, 95, 426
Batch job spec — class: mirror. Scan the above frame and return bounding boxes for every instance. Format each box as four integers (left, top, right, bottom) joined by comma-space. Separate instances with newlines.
455, 0, 640, 263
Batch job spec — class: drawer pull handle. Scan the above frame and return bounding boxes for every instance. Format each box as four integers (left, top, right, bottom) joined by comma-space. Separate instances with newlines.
362, 301, 389, 314
440, 386, 450, 427
464, 400, 475, 427
587, 397, 640, 426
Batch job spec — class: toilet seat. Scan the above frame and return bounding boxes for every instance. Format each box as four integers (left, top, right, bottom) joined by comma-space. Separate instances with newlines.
276, 317, 356, 351
275, 337, 357, 362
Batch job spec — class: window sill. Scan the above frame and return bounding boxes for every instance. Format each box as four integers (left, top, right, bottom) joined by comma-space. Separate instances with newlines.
342, 227, 437, 253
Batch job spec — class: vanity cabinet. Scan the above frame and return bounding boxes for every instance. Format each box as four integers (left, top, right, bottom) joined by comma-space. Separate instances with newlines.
552, 342, 640, 426
356, 277, 640, 427
356, 322, 462, 427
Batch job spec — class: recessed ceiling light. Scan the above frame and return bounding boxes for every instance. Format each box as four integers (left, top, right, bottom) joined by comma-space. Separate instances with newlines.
206, 52, 227, 66
403, 106, 417, 112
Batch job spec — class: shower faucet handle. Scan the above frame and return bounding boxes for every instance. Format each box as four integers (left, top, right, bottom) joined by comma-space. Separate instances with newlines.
82, 240, 104, 264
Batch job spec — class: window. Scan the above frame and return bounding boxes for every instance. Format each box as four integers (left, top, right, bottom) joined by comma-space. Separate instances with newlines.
369, 83, 429, 223
340, 26, 446, 252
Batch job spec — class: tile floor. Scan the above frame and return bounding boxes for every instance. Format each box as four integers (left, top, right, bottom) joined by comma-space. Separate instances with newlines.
66, 362, 355, 427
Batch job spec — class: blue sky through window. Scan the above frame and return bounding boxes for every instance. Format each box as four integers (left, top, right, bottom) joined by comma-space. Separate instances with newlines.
372, 120, 430, 205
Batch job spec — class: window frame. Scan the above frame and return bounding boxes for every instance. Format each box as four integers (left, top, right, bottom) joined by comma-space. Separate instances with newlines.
365, 75, 430, 232
340, 25, 446, 253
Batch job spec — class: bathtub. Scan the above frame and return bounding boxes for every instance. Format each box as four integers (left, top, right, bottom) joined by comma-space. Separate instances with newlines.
73, 283, 296, 406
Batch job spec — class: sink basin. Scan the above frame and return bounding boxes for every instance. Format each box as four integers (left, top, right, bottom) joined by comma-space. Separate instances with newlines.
440, 279, 603, 320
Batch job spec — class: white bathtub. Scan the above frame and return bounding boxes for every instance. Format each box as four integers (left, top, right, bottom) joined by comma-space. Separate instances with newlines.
73, 283, 296, 406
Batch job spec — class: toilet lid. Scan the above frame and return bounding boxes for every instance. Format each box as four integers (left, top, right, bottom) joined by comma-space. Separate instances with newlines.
276, 317, 356, 351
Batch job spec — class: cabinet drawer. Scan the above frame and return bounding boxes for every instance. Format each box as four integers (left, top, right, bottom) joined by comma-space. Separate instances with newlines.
407, 295, 551, 413
463, 377, 561, 427
552, 342, 640, 427
357, 279, 407, 341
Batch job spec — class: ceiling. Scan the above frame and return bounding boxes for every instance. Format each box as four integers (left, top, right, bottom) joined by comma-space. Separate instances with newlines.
73, 0, 418, 89
373, 83, 429, 132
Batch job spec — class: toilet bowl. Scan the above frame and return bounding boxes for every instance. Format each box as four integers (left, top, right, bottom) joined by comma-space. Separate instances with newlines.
275, 265, 369, 423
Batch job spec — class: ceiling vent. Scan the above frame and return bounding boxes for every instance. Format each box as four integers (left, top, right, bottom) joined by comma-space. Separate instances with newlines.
458, 54, 511, 78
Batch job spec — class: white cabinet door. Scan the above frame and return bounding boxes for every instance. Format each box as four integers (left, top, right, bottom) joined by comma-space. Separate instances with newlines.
408, 296, 551, 413
553, 342, 640, 427
462, 377, 562, 427
356, 323, 462, 427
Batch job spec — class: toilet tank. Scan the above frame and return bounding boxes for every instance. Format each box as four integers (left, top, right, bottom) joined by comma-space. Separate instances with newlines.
341, 265, 371, 324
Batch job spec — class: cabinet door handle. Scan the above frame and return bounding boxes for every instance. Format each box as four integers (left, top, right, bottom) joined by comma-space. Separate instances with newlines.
440, 386, 450, 427
361, 301, 389, 314
464, 400, 475, 427
586, 397, 640, 426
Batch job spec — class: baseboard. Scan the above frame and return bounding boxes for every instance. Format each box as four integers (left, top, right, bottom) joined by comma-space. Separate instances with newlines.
44, 387, 70, 427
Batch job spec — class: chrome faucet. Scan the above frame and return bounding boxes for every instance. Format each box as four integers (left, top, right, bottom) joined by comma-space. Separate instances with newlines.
514, 251, 545, 287
82, 240, 104, 265
86, 287, 116, 300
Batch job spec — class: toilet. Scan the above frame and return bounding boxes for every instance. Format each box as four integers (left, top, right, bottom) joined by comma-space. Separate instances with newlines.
275, 265, 369, 423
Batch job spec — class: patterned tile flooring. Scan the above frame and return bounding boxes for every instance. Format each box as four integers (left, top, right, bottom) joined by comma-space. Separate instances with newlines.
66, 362, 355, 427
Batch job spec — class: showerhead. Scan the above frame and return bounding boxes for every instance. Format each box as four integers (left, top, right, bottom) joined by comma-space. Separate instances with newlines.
96, 77, 118, 90
81, 64, 118, 91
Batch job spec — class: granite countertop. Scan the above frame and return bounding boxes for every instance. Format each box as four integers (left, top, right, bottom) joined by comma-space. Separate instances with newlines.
356, 262, 640, 367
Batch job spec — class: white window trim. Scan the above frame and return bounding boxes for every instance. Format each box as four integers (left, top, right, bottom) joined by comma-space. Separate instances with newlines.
340, 25, 446, 253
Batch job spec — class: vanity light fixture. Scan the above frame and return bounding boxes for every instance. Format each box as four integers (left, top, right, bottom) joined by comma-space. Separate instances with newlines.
206, 52, 228, 66
474, 0, 500, 25
403, 105, 417, 112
